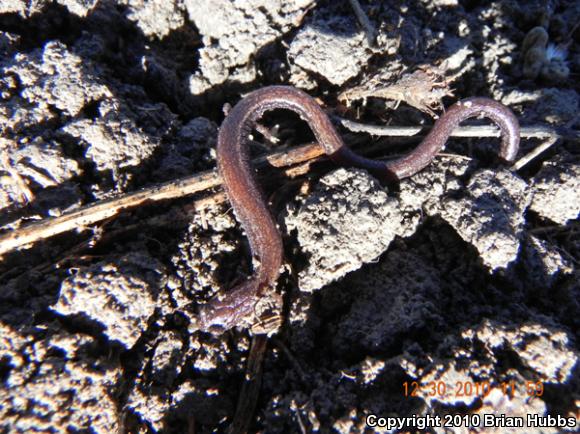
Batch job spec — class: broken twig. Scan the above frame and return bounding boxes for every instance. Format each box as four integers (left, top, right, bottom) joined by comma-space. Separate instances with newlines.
1, 120, 570, 256
512, 137, 559, 171
347, 0, 376, 46
0, 143, 325, 256
337, 117, 575, 141
228, 335, 268, 434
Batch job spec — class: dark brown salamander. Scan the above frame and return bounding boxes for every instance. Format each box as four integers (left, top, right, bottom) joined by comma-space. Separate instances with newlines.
195, 85, 520, 332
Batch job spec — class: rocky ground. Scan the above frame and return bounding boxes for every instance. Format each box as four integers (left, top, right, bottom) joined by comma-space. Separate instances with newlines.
0, 1, 578, 433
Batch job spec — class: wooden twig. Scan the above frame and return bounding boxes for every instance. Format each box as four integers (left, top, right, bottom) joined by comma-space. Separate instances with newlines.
291, 400, 308, 434
1, 120, 571, 256
512, 137, 559, 171
253, 123, 280, 146
228, 334, 268, 434
272, 337, 309, 384
347, 0, 376, 46
337, 117, 578, 141
0, 143, 325, 256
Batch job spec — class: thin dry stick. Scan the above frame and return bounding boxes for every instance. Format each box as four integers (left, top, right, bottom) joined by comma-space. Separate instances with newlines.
1, 121, 568, 256
512, 137, 558, 171
0, 170, 216, 256
347, 0, 376, 45
272, 337, 309, 383
228, 334, 268, 434
337, 117, 577, 140
0, 143, 325, 256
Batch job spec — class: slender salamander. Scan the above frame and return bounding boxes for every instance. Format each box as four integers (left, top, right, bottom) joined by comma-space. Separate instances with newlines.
195, 85, 520, 332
